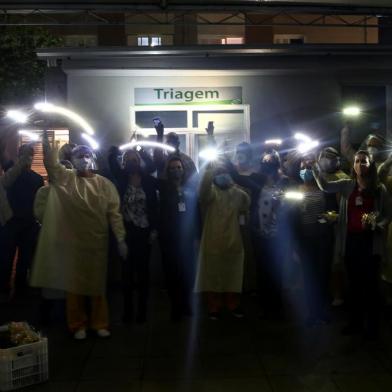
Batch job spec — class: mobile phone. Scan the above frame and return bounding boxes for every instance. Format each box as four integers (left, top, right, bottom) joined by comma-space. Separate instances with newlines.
153, 117, 161, 126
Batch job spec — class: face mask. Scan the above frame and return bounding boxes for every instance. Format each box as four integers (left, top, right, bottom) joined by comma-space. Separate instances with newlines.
300, 168, 314, 183
214, 173, 232, 189
319, 157, 337, 173
260, 161, 279, 175
168, 168, 184, 180
72, 157, 92, 172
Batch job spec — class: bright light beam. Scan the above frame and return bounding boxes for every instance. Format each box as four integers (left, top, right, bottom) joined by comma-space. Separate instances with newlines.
18, 130, 40, 141
265, 139, 282, 145
199, 147, 219, 162
297, 140, 319, 154
34, 102, 95, 135
7, 110, 28, 124
119, 140, 175, 152
81, 133, 99, 150
342, 106, 361, 117
284, 191, 304, 201
294, 132, 311, 142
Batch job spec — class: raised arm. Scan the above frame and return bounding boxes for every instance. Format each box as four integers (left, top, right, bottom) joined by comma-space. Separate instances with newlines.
153, 121, 166, 178
313, 163, 354, 195
42, 130, 68, 184
340, 124, 356, 164
198, 165, 216, 207
107, 146, 123, 181
378, 155, 392, 185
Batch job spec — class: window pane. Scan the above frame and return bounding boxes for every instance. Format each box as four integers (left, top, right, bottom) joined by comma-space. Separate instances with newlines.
226, 37, 244, 44
151, 36, 161, 47
138, 36, 149, 46
135, 111, 187, 128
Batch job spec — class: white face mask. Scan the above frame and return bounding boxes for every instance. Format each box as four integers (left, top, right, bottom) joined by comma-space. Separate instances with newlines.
72, 157, 93, 172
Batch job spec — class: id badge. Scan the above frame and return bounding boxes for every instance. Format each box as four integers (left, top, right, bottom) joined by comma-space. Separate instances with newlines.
355, 196, 363, 207
178, 202, 186, 212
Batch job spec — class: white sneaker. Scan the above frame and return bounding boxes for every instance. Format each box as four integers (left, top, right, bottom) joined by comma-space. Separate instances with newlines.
73, 329, 87, 340
96, 329, 111, 338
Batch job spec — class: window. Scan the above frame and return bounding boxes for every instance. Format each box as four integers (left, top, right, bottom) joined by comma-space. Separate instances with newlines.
135, 111, 187, 129
150, 36, 162, 47
274, 34, 306, 44
221, 37, 244, 45
137, 36, 162, 47
19, 129, 69, 181
137, 36, 150, 46
198, 35, 244, 45
128, 35, 172, 46
64, 35, 97, 47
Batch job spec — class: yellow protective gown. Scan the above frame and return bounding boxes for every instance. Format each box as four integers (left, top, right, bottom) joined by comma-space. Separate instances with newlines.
30, 149, 125, 296
195, 169, 250, 293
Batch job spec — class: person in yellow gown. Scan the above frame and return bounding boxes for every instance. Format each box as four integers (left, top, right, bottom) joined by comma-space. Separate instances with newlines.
195, 161, 250, 319
30, 132, 127, 339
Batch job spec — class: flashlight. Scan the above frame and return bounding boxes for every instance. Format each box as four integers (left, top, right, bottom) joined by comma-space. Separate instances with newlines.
294, 133, 311, 142
297, 140, 319, 154
265, 139, 282, 146
34, 102, 95, 135
199, 147, 219, 162
119, 140, 175, 152
284, 191, 304, 201
7, 110, 28, 124
342, 106, 361, 117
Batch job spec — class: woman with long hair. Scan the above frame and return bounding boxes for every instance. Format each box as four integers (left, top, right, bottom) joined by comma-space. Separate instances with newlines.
313, 150, 390, 338
108, 146, 159, 324
158, 156, 200, 321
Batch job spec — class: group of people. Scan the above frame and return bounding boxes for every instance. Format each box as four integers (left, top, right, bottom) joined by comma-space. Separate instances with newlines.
1, 120, 392, 341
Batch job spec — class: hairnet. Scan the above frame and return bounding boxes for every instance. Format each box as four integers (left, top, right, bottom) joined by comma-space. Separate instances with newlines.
71, 145, 94, 158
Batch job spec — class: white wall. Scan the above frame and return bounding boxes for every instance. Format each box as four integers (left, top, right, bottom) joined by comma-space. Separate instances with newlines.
66, 70, 343, 150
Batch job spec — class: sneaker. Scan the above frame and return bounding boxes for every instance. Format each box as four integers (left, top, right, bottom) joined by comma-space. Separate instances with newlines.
73, 329, 87, 340
208, 312, 220, 321
231, 308, 245, 319
96, 329, 111, 338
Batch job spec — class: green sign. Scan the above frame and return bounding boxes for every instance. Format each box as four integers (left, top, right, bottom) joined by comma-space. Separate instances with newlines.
135, 87, 242, 105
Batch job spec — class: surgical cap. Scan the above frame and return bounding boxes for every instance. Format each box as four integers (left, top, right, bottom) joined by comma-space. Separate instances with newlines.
71, 145, 94, 158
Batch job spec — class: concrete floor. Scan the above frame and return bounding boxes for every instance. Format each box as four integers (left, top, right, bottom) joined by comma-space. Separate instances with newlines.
2, 287, 392, 392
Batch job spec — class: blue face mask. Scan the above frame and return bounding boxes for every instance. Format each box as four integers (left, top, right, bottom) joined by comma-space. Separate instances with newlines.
214, 173, 232, 189
299, 168, 314, 183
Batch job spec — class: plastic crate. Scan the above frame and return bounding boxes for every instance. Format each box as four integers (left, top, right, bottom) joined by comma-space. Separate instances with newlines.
0, 338, 48, 391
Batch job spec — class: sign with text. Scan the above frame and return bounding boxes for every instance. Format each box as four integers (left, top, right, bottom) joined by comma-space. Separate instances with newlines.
135, 87, 242, 105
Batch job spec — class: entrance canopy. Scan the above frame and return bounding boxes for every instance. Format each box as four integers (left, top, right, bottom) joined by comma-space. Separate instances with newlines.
1, 1, 392, 13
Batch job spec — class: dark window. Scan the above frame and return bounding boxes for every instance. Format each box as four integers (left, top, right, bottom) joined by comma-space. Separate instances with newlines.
135, 111, 187, 128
